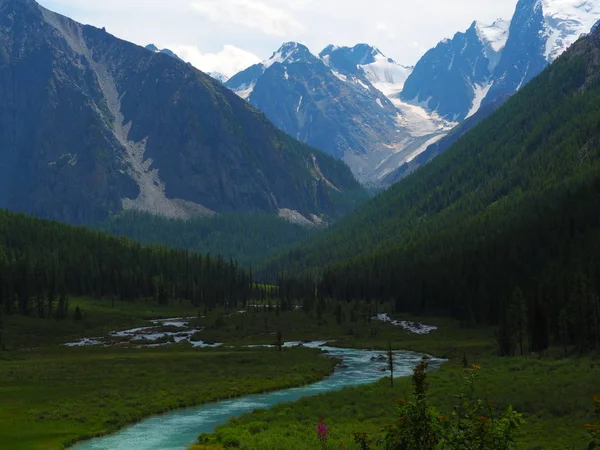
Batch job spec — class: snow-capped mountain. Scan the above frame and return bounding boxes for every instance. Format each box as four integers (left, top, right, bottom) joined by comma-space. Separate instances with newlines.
223, 0, 598, 185
226, 42, 321, 100
319, 44, 413, 98
484, 0, 600, 104
398, 0, 599, 134
400, 19, 509, 122
476, 19, 511, 70
540, 0, 600, 62
226, 43, 451, 183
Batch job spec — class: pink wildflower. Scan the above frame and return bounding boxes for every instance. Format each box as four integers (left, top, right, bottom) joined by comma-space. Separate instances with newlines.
317, 421, 329, 443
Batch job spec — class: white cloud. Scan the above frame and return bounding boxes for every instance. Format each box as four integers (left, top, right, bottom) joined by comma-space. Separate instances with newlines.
190, 0, 304, 37
168, 44, 260, 77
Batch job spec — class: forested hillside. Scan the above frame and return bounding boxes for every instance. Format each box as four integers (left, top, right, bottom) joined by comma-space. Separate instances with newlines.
268, 28, 600, 353
96, 211, 318, 268
0, 210, 253, 323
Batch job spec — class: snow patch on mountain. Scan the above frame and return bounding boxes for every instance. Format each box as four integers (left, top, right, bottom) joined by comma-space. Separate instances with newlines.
405, 135, 447, 164
208, 72, 229, 83
539, 0, 600, 62
476, 19, 511, 52
236, 82, 256, 100
360, 53, 413, 92
466, 82, 493, 119
355, 78, 371, 90
475, 19, 511, 70
332, 71, 348, 82
278, 209, 323, 228
394, 100, 455, 138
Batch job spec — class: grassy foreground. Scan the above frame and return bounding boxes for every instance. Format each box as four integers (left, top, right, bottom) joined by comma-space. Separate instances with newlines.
0, 300, 338, 450
192, 311, 600, 450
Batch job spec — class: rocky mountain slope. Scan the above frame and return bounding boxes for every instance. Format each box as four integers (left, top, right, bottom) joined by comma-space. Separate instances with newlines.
145, 44, 182, 61
0, 0, 364, 225
400, 19, 509, 122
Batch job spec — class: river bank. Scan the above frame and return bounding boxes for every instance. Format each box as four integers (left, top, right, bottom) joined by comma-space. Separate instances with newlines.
72, 345, 442, 450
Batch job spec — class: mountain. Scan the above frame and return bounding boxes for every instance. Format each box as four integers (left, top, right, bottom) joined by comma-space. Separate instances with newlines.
145, 43, 182, 61
400, 0, 599, 124
226, 42, 452, 184
485, 0, 600, 103
379, 0, 600, 177
0, 0, 364, 225
400, 19, 509, 122
263, 22, 600, 294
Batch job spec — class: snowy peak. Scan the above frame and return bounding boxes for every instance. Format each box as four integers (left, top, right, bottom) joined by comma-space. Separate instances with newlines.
264, 42, 318, 68
483, 0, 600, 106
320, 43, 384, 66
319, 44, 412, 93
538, 0, 600, 62
475, 18, 511, 53
226, 42, 319, 100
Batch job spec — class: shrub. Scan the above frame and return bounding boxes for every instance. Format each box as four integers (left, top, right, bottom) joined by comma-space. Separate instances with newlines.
374, 357, 523, 449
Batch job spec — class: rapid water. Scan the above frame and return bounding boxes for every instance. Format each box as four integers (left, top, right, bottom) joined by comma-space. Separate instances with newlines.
74, 343, 441, 450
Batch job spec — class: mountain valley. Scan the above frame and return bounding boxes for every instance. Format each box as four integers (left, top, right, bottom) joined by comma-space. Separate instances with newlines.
2, 1, 600, 449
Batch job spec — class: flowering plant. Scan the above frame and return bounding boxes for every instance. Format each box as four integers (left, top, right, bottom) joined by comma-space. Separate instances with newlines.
317, 417, 329, 448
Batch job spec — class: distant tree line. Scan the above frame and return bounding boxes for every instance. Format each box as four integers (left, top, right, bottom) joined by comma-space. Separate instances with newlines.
0, 210, 261, 325
95, 210, 318, 269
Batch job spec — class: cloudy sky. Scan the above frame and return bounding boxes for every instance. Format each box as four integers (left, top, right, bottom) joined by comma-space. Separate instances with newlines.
38, 0, 518, 77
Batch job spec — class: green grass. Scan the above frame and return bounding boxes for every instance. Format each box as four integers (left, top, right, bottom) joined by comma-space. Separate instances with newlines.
0, 345, 337, 450
201, 355, 600, 450
0, 299, 340, 450
4, 303, 599, 450
192, 311, 600, 450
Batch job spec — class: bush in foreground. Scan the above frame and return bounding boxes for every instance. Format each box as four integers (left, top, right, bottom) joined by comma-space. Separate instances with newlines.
359, 358, 523, 450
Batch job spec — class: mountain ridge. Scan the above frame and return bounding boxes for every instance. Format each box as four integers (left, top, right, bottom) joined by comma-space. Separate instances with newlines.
0, 0, 365, 224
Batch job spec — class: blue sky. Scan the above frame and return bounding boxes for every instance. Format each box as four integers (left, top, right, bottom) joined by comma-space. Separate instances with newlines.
37, 0, 518, 76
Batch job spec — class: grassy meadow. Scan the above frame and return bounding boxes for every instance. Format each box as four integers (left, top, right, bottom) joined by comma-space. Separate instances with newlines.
188, 309, 600, 450
2, 300, 599, 450
0, 300, 338, 450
